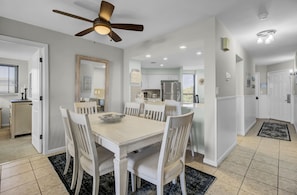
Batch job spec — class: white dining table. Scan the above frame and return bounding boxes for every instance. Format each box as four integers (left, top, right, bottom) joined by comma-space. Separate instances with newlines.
88, 112, 165, 195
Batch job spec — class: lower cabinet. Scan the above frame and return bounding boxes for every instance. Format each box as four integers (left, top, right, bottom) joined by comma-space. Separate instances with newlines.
10, 101, 32, 138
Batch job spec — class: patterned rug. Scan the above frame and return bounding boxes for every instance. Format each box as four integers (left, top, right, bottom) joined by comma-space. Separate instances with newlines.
257, 122, 291, 141
48, 153, 216, 195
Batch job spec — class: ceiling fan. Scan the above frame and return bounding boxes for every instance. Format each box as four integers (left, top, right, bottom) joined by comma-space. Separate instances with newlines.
53, 1, 144, 42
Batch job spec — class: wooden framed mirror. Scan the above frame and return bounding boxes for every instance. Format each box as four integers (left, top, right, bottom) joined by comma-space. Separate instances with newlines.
75, 55, 110, 112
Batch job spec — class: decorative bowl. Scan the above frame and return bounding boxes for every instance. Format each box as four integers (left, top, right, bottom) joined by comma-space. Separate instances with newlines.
99, 114, 125, 123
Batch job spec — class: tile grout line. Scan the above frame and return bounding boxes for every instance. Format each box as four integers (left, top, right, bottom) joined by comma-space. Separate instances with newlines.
29, 158, 43, 194
236, 120, 263, 195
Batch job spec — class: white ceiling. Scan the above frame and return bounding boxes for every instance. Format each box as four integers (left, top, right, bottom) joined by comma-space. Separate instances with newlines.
1, 0, 297, 67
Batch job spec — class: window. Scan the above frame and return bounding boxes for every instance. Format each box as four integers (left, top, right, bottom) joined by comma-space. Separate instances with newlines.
0, 64, 18, 94
182, 74, 195, 103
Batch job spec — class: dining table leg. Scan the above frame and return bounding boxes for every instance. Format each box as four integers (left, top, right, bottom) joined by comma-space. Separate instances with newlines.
113, 153, 128, 195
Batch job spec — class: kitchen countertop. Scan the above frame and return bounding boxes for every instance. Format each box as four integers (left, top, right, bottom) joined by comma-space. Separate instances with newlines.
10, 99, 32, 103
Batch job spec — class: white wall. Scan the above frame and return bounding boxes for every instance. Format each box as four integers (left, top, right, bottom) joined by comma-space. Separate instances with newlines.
293, 52, 297, 132
124, 17, 218, 166
244, 95, 256, 134
195, 69, 205, 103
0, 17, 123, 152
215, 19, 255, 163
217, 97, 237, 164
124, 17, 254, 167
0, 57, 29, 126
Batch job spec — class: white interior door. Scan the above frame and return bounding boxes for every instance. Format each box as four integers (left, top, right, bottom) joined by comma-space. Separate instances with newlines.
31, 50, 43, 153
268, 70, 291, 122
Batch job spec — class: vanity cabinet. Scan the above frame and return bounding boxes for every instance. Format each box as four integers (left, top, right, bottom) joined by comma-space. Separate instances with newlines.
10, 100, 32, 138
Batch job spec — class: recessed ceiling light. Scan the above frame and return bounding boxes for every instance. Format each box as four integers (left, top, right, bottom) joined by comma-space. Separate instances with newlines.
163, 57, 168, 60
145, 54, 151, 58
179, 45, 187, 49
196, 51, 202, 55
160, 64, 164, 67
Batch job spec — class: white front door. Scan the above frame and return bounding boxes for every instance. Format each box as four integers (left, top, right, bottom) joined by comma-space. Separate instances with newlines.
31, 50, 43, 153
268, 70, 291, 122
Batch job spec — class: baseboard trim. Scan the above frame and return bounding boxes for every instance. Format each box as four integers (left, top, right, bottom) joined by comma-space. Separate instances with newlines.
245, 120, 257, 135
217, 141, 237, 166
203, 158, 218, 167
45, 146, 65, 155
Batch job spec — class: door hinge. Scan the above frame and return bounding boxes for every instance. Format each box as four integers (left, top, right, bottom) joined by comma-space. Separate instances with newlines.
40, 135, 43, 139
40, 96, 43, 101
39, 57, 43, 63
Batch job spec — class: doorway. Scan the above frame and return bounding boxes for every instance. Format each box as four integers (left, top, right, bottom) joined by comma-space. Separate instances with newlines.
268, 70, 292, 122
0, 35, 49, 162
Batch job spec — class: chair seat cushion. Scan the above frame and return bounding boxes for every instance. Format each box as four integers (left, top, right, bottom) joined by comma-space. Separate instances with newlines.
128, 146, 183, 184
80, 146, 114, 176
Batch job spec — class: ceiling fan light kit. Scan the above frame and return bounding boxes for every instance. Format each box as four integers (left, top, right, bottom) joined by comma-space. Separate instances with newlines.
53, 1, 144, 42
257, 29, 276, 44
94, 19, 111, 35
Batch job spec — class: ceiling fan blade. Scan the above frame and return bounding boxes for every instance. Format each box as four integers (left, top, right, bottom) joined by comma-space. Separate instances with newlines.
111, 24, 144, 31
99, 1, 114, 22
75, 27, 94, 36
53, 9, 93, 23
108, 31, 122, 42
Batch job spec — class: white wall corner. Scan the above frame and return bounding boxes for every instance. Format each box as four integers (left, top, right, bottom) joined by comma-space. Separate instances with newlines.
203, 158, 218, 167
245, 120, 257, 135
217, 141, 237, 165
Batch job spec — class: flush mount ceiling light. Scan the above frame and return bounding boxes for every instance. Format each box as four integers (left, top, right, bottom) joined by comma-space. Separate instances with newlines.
257, 29, 276, 44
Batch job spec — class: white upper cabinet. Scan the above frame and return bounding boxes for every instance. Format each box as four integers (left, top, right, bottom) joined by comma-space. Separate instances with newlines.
142, 74, 179, 89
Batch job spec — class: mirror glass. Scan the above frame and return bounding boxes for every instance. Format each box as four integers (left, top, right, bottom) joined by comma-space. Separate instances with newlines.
75, 55, 110, 111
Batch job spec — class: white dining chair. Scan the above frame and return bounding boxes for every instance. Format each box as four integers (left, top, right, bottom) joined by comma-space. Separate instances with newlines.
123, 102, 141, 116
164, 99, 181, 117
143, 103, 166, 121
74, 101, 98, 114
164, 100, 195, 157
68, 110, 114, 195
127, 111, 194, 195
59, 106, 78, 190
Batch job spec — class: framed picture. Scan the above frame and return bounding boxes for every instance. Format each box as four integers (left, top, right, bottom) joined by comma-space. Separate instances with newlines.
82, 76, 91, 91
246, 78, 251, 88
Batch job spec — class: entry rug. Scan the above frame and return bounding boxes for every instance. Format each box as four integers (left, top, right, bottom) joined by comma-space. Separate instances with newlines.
258, 122, 291, 141
48, 153, 216, 195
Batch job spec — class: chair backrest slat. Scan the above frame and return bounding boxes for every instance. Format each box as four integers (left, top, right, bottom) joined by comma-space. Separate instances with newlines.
143, 104, 165, 121
124, 102, 141, 116
74, 101, 98, 114
68, 111, 98, 170
158, 112, 194, 177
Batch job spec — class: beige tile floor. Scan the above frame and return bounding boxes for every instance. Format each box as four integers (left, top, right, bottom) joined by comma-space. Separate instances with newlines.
0, 119, 296, 195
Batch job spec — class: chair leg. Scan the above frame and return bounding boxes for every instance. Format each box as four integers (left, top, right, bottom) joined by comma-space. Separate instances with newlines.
131, 173, 137, 192
179, 171, 187, 195
156, 184, 164, 195
70, 156, 78, 190
74, 166, 83, 195
172, 179, 177, 184
63, 151, 70, 175
93, 173, 100, 195
136, 176, 141, 188
189, 128, 195, 157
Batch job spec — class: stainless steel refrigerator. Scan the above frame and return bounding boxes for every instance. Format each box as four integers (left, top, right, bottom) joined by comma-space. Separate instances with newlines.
161, 80, 181, 101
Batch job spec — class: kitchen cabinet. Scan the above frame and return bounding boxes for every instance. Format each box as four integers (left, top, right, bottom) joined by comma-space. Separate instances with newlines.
10, 100, 32, 138
142, 74, 179, 89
